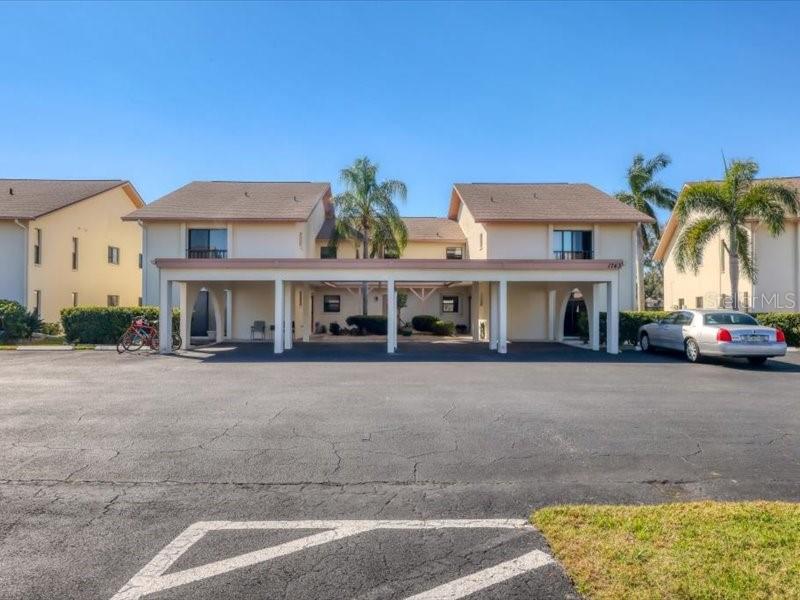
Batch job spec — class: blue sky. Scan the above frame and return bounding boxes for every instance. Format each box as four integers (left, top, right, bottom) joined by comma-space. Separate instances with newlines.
1, 1, 798, 220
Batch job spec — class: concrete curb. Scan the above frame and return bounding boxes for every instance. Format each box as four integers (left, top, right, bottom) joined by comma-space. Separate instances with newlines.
15, 345, 75, 351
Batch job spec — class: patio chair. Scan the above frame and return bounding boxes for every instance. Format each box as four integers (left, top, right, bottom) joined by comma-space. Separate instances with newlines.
251, 320, 267, 341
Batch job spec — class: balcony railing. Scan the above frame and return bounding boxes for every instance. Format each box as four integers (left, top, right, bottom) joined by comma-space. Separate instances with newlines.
553, 250, 593, 260
187, 249, 228, 259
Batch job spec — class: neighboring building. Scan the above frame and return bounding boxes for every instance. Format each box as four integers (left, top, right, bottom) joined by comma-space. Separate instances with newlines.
655, 177, 800, 313
0, 179, 144, 322
125, 180, 652, 355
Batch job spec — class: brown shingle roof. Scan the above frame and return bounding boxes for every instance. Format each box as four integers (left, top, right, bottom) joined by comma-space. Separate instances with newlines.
124, 181, 331, 222
0, 179, 135, 220
449, 183, 655, 223
316, 216, 466, 242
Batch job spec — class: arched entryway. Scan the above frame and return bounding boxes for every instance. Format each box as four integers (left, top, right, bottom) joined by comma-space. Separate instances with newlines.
563, 289, 588, 339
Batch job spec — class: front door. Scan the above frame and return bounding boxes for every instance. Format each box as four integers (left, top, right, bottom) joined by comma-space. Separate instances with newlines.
563, 294, 587, 338
190, 291, 209, 337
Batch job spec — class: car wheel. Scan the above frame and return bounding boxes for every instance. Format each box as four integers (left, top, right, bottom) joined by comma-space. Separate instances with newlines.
684, 338, 700, 363
640, 333, 652, 352
747, 356, 768, 366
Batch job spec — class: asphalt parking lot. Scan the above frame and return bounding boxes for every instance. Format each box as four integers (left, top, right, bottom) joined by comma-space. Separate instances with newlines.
1, 342, 798, 599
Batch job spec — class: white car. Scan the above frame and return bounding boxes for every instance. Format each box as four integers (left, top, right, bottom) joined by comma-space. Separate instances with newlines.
638, 309, 787, 365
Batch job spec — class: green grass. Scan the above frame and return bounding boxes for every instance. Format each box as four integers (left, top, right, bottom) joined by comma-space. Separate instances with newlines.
532, 501, 800, 600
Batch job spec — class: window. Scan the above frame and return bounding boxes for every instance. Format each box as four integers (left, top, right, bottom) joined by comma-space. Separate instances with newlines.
33, 290, 41, 317
479, 233, 484, 251
323, 295, 341, 313
138, 297, 143, 307
675, 312, 695, 326
108, 246, 120, 265
382, 246, 400, 259
33, 228, 41, 265
188, 228, 228, 258
441, 295, 459, 313
138, 253, 143, 269
298, 232, 303, 248
107, 295, 120, 307
71, 292, 78, 307
446, 247, 463, 260
553, 230, 593, 259
72, 238, 79, 270
704, 312, 759, 326
743, 292, 749, 310
695, 296, 703, 309
320, 246, 337, 259
678, 298, 685, 308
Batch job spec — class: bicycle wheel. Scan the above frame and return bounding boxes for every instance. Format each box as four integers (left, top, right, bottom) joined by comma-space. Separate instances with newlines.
122, 330, 145, 352
149, 333, 159, 351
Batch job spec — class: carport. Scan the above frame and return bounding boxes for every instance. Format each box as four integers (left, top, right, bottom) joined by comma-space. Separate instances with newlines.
154, 258, 623, 355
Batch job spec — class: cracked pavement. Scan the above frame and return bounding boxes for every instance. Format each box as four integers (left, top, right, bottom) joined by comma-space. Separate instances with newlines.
1, 342, 798, 599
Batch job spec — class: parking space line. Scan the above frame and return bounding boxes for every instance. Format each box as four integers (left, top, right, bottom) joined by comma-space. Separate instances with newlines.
110, 519, 542, 600
402, 549, 554, 600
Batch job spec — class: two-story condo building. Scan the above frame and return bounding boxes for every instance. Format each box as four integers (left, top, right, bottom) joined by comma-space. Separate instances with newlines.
0, 179, 144, 322
125, 180, 652, 355
656, 177, 800, 312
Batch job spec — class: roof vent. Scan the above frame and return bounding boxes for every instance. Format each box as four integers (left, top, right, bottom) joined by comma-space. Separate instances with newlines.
244, 191, 250, 197
490, 195, 495, 202
8, 187, 13, 195
294, 195, 298, 202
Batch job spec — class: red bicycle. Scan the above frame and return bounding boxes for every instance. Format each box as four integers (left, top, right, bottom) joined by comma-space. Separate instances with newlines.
117, 316, 181, 353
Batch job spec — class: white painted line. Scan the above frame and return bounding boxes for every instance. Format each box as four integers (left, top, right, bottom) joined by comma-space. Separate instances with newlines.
110, 519, 540, 600
402, 549, 554, 599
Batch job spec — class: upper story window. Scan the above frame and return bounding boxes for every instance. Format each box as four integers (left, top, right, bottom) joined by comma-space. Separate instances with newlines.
108, 246, 120, 265
446, 247, 463, 260
138, 253, 143, 269
188, 228, 227, 259
479, 233, 484, 251
553, 230, 593, 260
320, 246, 337, 259
33, 228, 42, 265
72, 237, 79, 270
298, 232, 303, 249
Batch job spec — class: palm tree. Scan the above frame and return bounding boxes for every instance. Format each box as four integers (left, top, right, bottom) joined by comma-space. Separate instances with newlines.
615, 153, 677, 310
674, 159, 798, 310
329, 157, 408, 314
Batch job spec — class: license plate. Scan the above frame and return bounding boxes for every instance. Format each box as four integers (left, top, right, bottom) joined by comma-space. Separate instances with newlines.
743, 335, 768, 343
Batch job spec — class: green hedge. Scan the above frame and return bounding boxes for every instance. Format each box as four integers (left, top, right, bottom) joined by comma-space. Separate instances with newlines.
60, 306, 180, 344
411, 315, 438, 332
753, 313, 800, 347
0, 299, 32, 342
431, 320, 455, 336
345, 315, 388, 335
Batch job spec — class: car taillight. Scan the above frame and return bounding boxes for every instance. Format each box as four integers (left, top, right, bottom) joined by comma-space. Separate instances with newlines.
776, 329, 785, 343
717, 328, 732, 342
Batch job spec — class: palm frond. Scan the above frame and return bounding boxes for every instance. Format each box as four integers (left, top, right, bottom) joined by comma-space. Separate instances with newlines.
644, 153, 671, 176
737, 181, 799, 235
674, 216, 724, 274
641, 181, 677, 210
675, 181, 730, 223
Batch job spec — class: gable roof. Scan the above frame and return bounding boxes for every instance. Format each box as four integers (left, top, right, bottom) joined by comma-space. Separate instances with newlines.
448, 183, 655, 223
653, 176, 800, 262
123, 181, 332, 222
316, 216, 466, 242
0, 179, 141, 220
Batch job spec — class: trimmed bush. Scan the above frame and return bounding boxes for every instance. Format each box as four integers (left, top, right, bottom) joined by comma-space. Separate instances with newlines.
0, 299, 31, 342
60, 306, 180, 344
345, 315, 388, 335
411, 315, 438, 332
455, 324, 469, 335
620, 311, 670, 345
753, 312, 800, 347
329, 322, 341, 336
41, 322, 62, 336
431, 320, 455, 336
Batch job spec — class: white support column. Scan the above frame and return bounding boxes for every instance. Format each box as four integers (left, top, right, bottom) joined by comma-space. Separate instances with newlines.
471, 282, 480, 342
591, 283, 602, 351
547, 289, 557, 341
489, 282, 499, 350
606, 277, 620, 354
158, 272, 173, 354
178, 282, 190, 350
224, 289, 232, 340
302, 284, 311, 342
274, 279, 284, 354
209, 288, 224, 344
498, 280, 508, 354
387, 279, 396, 353
284, 282, 293, 350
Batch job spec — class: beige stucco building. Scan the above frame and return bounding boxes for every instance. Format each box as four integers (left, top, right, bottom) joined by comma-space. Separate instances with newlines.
0, 179, 144, 323
656, 177, 800, 312
125, 180, 651, 355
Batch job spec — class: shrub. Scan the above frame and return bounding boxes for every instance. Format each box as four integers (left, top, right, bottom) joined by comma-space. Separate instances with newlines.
400, 325, 413, 337
431, 320, 455, 336
411, 315, 438, 332
619, 311, 670, 345
329, 322, 341, 336
455, 324, 469, 334
41, 322, 62, 336
0, 299, 31, 342
345, 315, 388, 335
60, 306, 180, 344
753, 312, 800, 347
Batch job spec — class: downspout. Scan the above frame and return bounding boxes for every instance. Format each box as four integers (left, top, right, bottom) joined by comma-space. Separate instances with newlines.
137, 220, 147, 304
14, 219, 28, 306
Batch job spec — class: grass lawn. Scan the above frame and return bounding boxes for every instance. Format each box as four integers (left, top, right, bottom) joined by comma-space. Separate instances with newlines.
532, 501, 800, 599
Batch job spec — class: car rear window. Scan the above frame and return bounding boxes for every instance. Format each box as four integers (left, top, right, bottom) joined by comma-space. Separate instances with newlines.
703, 312, 758, 325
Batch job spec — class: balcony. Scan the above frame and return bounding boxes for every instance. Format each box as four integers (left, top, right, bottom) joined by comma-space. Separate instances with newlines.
187, 248, 228, 259
553, 250, 593, 260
